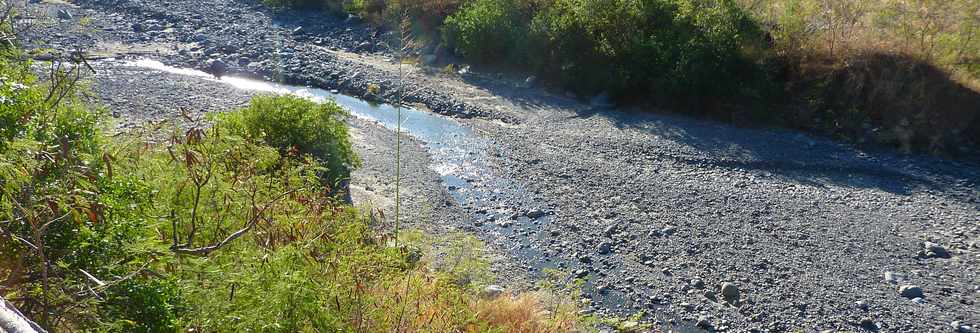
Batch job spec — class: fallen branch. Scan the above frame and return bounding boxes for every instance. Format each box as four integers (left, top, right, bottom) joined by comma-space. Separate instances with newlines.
0, 296, 46, 333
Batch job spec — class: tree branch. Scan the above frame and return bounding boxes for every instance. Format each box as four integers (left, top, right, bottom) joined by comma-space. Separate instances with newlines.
171, 189, 297, 256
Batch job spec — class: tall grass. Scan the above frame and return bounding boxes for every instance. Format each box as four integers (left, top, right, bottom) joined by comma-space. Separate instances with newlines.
738, 0, 980, 82
733, 0, 980, 153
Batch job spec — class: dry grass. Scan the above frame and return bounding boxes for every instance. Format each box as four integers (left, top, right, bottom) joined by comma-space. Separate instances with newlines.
739, 0, 980, 82
473, 292, 583, 333
737, 0, 980, 153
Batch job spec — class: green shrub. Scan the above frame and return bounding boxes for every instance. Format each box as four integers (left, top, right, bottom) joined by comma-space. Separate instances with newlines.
217, 95, 359, 188
0, 59, 40, 149
102, 278, 183, 333
442, 0, 531, 64
445, 0, 773, 108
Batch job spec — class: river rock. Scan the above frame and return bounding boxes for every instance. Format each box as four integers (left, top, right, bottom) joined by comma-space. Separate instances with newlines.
522, 76, 537, 88
526, 208, 547, 218
952, 321, 974, 333
696, 316, 713, 329
207, 59, 228, 78
483, 285, 505, 298
345, 14, 362, 24
355, 41, 373, 52
603, 225, 616, 236
899, 285, 924, 299
720, 282, 740, 304
56, 9, 73, 20
860, 317, 878, 330
596, 284, 610, 294
922, 241, 951, 258
598, 242, 612, 254
884, 271, 903, 284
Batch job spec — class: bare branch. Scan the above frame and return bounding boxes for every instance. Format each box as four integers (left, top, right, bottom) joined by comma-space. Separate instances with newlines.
172, 189, 297, 256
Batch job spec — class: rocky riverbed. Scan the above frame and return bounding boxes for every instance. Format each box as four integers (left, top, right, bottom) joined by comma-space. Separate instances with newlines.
19, 0, 980, 331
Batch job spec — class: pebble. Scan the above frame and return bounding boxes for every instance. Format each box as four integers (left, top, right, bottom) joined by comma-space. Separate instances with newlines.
860, 317, 878, 330
720, 282, 740, 304
598, 242, 612, 254
855, 300, 869, 310
696, 316, 713, 329
922, 241, 951, 258
526, 207, 547, 218
899, 285, 924, 299
483, 285, 505, 298
597, 284, 610, 294
603, 225, 616, 236
951, 321, 975, 333
884, 271, 903, 283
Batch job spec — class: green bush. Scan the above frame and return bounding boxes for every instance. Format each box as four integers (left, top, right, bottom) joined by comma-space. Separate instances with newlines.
444, 0, 773, 108
102, 278, 183, 333
0, 59, 40, 149
217, 95, 359, 188
442, 0, 531, 64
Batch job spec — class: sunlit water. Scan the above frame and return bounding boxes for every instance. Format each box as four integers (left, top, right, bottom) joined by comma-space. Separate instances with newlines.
125, 59, 483, 180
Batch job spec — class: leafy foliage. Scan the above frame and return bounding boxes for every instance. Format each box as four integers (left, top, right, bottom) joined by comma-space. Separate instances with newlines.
444, 0, 773, 107
1, 48, 584, 331
217, 94, 359, 188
